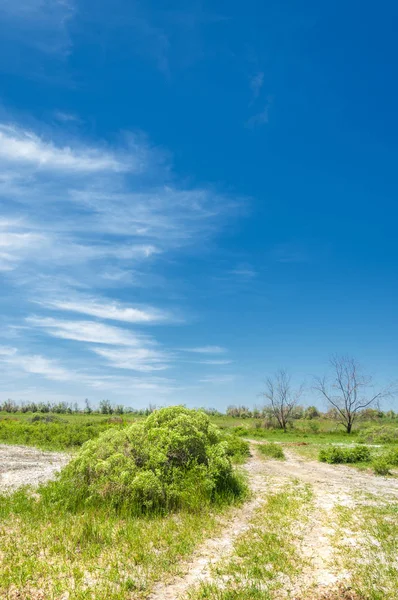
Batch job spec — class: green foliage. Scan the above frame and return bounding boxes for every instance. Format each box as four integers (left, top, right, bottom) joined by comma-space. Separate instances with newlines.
358, 426, 398, 445
47, 406, 246, 514
304, 406, 320, 419
0, 416, 122, 450
258, 443, 285, 460
221, 433, 250, 463
372, 457, 391, 476
384, 447, 398, 466
319, 445, 371, 464
187, 482, 312, 599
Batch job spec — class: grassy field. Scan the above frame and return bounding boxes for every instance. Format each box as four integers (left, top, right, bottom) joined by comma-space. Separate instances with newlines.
1, 409, 398, 598
0, 487, 245, 599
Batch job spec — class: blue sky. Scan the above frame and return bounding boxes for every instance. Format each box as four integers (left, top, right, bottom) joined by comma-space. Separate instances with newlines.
1, 0, 398, 410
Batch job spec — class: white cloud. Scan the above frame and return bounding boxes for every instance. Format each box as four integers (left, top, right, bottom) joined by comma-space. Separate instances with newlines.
92, 346, 171, 372
0, 345, 176, 395
0, 346, 72, 381
0, 124, 130, 172
0, 116, 241, 404
185, 346, 227, 354
36, 296, 171, 324
246, 95, 273, 128
54, 111, 81, 123
200, 375, 235, 384
26, 316, 148, 346
229, 263, 257, 278
0, 219, 47, 271
199, 359, 232, 365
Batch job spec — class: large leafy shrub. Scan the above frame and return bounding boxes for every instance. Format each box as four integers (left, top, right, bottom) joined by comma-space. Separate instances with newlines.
319, 445, 371, 464
48, 406, 246, 514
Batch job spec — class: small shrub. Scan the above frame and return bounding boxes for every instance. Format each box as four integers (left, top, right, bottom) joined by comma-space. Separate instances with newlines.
47, 406, 246, 514
384, 448, 398, 466
358, 426, 398, 445
372, 458, 391, 476
319, 445, 371, 464
258, 443, 285, 460
222, 434, 250, 463
30, 414, 67, 424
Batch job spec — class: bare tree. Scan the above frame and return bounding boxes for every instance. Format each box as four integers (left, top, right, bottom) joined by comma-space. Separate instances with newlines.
262, 370, 304, 431
314, 355, 392, 434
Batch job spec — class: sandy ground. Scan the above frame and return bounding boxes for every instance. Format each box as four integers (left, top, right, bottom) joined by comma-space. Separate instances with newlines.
1, 442, 397, 598
148, 451, 270, 600
150, 445, 398, 600
0, 444, 69, 491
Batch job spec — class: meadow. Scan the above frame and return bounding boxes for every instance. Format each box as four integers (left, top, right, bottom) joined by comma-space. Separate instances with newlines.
1, 407, 398, 598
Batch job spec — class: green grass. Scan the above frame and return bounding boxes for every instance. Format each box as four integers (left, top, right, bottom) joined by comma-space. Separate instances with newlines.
186, 481, 313, 599
332, 494, 398, 599
257, 442, 285, 460
319, 445, 371, 464
0, 413, 136, 450
0, 408, 250, 598
0, 487, 240, 599
2, 412, 398, 453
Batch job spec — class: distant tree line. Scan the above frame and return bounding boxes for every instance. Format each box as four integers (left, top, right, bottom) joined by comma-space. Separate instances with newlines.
1, 356, 396, 434
0, 398, 159, 416
0, 398, 224, 417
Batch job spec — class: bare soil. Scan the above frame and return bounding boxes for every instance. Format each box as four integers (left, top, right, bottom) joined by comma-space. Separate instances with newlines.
0, 444, 69, 491
150, 445, 398, 600
1, 442, 396, 599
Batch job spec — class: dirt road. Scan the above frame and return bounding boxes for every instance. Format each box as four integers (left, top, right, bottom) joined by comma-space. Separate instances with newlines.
1, 442, 396, 598
0, 444, 69, 491
149, 445, 398, 600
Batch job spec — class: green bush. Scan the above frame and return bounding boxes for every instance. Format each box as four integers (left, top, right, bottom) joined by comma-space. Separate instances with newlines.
221, 434, 250, 463
372, 457, 391, 476
46, 406, 246, 514
319, 445, 371, 464
384, 448, 398, 466
258, 443, 285, 460
358, 426, 398, 445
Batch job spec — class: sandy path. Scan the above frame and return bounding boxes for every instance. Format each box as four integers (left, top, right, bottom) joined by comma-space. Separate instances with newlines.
148, 451, 269, 600
150, 445, 398, 600
252, 447, 398, 598
0, 444, 69, 491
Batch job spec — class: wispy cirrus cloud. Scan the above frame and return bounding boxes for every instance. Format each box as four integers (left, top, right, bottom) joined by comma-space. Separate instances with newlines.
35, 295, 172, 324
200, 375, 235, 384
92, 346, 171, 372
246, 95, 273, 128
0, 345, 176, 396
0, 115, 237, 403
0, 124, 130, 172
0, 345, 72, 382
184, 346, 227, 354
198, 359, 233, 365
26, 316, 150, 347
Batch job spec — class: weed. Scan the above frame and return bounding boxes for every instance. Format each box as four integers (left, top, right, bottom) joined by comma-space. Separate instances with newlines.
333, 495, 398, 598
319, 445, 371, 464
187, 482, 312, 599
372, 457, 391, 476
257, 443, 285, 460
357, 426, 398, 445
